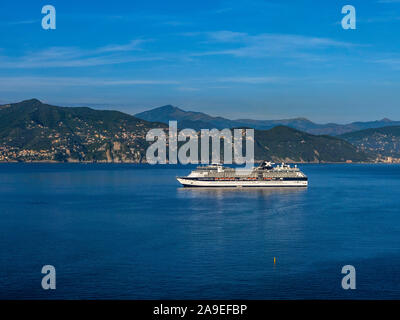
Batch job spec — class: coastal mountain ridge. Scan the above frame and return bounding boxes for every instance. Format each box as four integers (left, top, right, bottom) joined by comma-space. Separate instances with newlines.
339, 126, 400, 158
254, 125, 370, 163
0, 99, 373, 162
0, 98, 167, 162
135, 105, 400, 136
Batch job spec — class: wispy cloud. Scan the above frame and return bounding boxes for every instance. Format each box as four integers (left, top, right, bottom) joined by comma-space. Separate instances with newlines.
0, 75, 288, 91
373, 57, 400, 69
0, 40, 161, 69
213, 7, 233, 14
7, 19, 39, 25
217, 76, 283, 84
0, 76, 180, 90
96, 39, 147, 53
176, 87, 201, 91
186, 31, 357, 60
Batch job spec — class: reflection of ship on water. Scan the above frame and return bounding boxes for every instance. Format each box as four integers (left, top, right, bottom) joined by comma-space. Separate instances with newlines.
177, 161, 308, 188
178, 186, 307, 200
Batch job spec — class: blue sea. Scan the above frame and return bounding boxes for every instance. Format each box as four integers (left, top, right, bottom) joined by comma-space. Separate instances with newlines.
0, 163, 399, 299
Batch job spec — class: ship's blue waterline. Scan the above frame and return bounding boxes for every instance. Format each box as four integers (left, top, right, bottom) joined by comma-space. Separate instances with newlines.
0, 163, 399, 299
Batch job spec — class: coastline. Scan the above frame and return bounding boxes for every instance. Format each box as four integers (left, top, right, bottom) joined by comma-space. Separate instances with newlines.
0, 160, 396, 164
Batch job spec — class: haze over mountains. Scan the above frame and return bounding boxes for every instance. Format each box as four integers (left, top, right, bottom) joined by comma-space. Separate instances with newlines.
0, 99, 375, 163
135, 105, 400, 136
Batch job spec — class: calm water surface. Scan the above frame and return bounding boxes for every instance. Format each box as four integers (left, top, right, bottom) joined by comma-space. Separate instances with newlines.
0, 163, 399, 299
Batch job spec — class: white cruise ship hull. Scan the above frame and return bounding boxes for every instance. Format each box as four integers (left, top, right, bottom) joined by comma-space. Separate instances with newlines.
177, 178, 308, 188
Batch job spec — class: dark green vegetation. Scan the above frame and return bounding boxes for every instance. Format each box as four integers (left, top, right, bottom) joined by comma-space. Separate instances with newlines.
254, 126, 370, 162
339, 126, 400, 158
0, 99, 166, 162
0, 99, 371, 162
136, 105, 400, 135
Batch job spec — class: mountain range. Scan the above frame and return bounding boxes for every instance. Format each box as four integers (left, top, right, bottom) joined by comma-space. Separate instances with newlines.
0, 99, 373, 163
253, 126, 369, 163
339, 126, 400, 158
135, 105, 400, 136
0, 99, 166, 162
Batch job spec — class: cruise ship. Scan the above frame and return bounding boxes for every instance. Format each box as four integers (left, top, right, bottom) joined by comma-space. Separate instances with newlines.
177, 161, 308, 188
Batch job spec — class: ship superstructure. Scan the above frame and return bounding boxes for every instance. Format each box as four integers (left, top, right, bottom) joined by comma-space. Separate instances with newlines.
177, 161, 308, 188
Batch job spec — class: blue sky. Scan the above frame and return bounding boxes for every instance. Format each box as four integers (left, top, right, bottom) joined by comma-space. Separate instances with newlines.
0, 0, 400, 123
